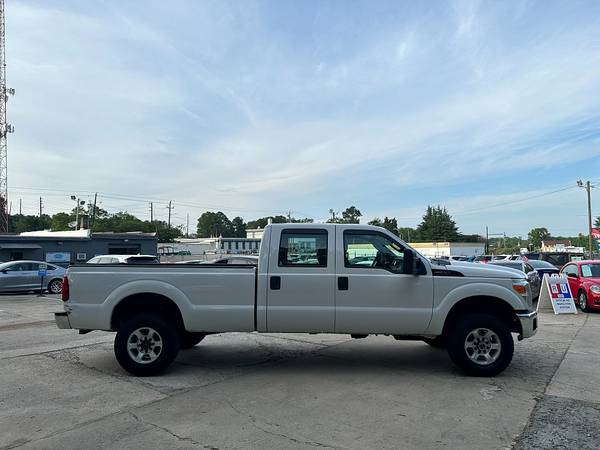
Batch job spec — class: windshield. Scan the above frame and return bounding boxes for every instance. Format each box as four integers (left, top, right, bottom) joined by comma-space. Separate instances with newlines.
581, 264, 600, 277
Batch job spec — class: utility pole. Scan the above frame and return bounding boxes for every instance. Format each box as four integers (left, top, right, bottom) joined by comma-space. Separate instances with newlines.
186, 213, 189, 237
150, 202, 153, 222
287, 210, 292, 222
39, 196, 43, 217
90, 192, 97, 230
167, 201, 173, 228
329, 208, 337, 223
0, 0, 14, 233
577, 180, 594, 258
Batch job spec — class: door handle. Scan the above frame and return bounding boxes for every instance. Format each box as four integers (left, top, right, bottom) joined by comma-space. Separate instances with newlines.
270, 276, 281, 290
338, 276, 348, 291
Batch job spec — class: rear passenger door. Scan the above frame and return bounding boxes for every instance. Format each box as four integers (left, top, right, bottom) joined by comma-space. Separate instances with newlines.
266, 227, 335, 332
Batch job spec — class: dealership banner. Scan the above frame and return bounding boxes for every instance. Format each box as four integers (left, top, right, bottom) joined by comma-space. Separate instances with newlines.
593, 228, 600, 254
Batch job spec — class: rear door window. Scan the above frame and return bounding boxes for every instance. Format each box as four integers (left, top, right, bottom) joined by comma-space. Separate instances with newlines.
278, 230, 328, 267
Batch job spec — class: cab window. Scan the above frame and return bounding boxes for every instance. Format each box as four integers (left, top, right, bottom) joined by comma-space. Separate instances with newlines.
562, 264, 578, 277
278, 230, 328, 267
344, 231, 405, 273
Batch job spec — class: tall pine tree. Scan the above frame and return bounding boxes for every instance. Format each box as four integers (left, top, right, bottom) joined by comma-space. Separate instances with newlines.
416, 205, 460, 242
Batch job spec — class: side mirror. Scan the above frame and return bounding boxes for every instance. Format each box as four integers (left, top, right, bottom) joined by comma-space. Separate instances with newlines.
567, 272, 577, 278
403, 249, 420, 275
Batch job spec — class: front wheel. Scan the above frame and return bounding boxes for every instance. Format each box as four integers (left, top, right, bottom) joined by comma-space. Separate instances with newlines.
446, 313, 514, 377
578, 292, 589, 312
114, 314, 180, 376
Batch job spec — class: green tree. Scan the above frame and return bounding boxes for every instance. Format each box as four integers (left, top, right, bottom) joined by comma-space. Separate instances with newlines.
341, 206, 362, 224
9, 214, 52, 233
231, 216, 246, 238
527, 227, 550, 250
416, 205, 460, 241
51, 212, 72, 231
153, 221, 183, 242
246, 215, 287, 229
368, 216, 398, 235
595, 216, 600, 229
397, 227, 417, 242
197, 211, 234, 237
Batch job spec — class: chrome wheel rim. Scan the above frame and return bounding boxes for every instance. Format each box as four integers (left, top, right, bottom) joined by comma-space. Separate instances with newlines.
127, 327, 163, 364
464, 328, 501, 365
49, 280, 62, 294
579, 293, 586, 310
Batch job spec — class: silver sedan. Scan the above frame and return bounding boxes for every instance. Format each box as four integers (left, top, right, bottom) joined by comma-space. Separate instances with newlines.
0, 260, 66, 294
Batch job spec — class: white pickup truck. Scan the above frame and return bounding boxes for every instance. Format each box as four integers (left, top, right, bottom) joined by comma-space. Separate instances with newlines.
55, 224, 537, 377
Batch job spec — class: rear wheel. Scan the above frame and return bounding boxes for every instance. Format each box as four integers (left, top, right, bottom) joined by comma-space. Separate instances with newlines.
446, 313, 514, 377
180, 332, 206, 349
579, 292, 589, 312
114, 313, 180, 376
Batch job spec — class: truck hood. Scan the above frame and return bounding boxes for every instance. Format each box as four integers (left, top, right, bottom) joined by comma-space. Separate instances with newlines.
431, 262, 525, 279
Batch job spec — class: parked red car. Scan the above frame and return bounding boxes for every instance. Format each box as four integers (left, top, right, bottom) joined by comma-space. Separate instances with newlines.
560, 260, 600, 312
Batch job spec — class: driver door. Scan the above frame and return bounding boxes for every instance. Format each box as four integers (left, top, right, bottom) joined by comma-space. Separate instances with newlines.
335, 228, 433, 334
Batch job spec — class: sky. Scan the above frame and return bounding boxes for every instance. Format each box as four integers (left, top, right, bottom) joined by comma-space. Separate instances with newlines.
5, 0, 600, 237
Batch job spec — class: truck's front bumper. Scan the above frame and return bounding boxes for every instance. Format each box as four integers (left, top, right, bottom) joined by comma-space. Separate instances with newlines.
54, 312, 72, 329
516, 310, 538, 339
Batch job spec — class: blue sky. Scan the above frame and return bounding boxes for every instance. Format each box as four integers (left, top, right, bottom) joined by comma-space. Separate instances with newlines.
6, 0, 600, 237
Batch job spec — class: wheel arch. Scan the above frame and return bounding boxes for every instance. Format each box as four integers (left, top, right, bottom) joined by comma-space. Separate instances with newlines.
111, 292, 185, 332
441, 296, 522, 337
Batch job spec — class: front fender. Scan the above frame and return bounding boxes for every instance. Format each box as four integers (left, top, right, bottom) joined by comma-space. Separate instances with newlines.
426, 282, 526, 335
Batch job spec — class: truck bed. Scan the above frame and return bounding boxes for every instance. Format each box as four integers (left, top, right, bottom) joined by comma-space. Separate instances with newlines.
64, 264, 257, 332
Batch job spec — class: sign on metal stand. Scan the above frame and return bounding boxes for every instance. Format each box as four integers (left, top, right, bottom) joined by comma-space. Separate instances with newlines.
37, 263, 47, 297
537, 274, 577, 314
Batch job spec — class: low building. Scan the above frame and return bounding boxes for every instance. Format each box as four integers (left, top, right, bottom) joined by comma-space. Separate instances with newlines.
0, 230, 157, 266
541, 240, 584, 253
159, 236, 261, 257
246, 228, 265, 239
409, 242, 485, 259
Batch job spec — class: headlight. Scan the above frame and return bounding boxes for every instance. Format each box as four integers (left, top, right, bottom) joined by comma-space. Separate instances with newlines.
591, 285, 600, 294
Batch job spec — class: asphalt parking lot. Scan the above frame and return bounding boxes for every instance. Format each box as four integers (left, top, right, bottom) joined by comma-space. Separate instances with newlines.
1, 294, 599, 450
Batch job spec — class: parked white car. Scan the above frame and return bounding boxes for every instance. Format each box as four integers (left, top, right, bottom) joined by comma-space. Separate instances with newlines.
55, 224, 537, 377
86, 254, 158, 264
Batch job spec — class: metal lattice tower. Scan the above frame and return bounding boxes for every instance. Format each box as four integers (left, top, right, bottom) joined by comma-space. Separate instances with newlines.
0, 0, 13, 233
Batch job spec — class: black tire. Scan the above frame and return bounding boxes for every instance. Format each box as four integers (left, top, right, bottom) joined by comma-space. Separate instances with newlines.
180, 332, 206, 349
578, 291, 589, 312
423, 336, 446, 349
446, 313, 514, 377
47, 278, 63, 294
114, 313, 180, 376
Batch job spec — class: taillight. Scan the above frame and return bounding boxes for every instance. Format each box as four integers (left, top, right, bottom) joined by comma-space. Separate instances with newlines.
61, 276, 69, 302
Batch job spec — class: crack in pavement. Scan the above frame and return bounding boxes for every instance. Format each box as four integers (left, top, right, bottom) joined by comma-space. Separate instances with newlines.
128, 411, 209, 448
224, 399, 341, 449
